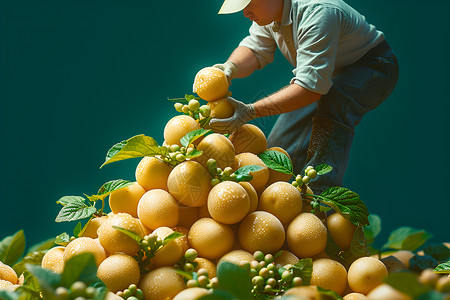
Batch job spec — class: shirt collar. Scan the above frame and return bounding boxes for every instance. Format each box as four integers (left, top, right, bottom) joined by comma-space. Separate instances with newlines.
272, 0, 292, 31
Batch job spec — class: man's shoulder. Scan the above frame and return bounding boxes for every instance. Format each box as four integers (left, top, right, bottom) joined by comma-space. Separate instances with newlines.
291, 0, 350, 15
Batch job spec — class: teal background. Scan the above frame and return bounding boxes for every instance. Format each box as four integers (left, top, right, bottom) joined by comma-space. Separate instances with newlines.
1, 0, 449, 249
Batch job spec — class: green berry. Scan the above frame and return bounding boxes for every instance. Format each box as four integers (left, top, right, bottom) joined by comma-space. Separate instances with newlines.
307, 169, 317, 179
184, 262, 195, 272
267, 263, 275, 271
211, 178, 220, 186
170, 144, 180, 152
199, 105, 211, 117
253, 251, 264, 262
197, 275, 209, 287
251, 260, 261, 272
186, 147, 195, 155
73, 297, 87, 300
141, 240, 149, 247
128, 284, 137, 294
134, 289, 144, 300
223, 167, 234, 176
85, 286, 97, 298
292, 277, 303, 286
123, 289, 133, 298
264, 254, 274, 264
264, 285, 273, 291
197, 268, 209, 277
292, 181, 299, 187
305, 166, 314, 172
252, 276, 265, 287
282, 270, 293, 282
174, 103, 183, 112
55, 287, 70, 299
176, 153, 185, 162
182, 105, 190, 114
259, 267, 270, 279
185, 248, 198, 262
187, 279, 198, 288
266, 278, 277, 288
302, 175, 311, 184
127, 297, 139, 300
188, 99, 200, 111
239, 261, 251, 271
250, 268, 258, 277
259, 261, 267, 268
207, 158, 217, 170
70, 281, 87, 297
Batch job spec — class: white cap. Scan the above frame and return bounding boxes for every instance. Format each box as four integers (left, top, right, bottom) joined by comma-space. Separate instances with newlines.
218, 0, 251, 14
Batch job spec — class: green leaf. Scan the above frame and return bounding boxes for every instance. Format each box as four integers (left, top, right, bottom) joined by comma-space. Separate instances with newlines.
434, 260, 450, 273
112, 226, 142, 244
409, 254, 439, 273
317, 286, 344, 300
55, 233, 70, 246
27, 237, 56, 253
162, 231, 185, 246
383, 227, 433, 252
180, 128, 211, 147
349, 225, 370, 258
55, 201, 96, 223
258, 150, 294, 175
186, 149, 203, 159
88, 179, 133, 202
319, 187, 369, 226
234, 165, 264, 182
216, 261, 252, 299
0, 230, 26, 266
291, 258, 313, 285
26, 263, 61, 292
363, 214, 382, 245
174, 269, 194, 280
18, 270, 42, 299
101, 134, 162, 168
73, 222, 82, 238
423, 244, 450, 262
315, 164, 333, 175
60, 253, 98, 288
13, 250, 47, 275
416, 290, 446, 300
384, 272, 430, 298
56, 196, 85, 206
199, 290, 236, 300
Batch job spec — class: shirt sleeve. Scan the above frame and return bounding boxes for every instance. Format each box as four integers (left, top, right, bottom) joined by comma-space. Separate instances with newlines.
291, 6, 343, 94
239, 22, 277, 69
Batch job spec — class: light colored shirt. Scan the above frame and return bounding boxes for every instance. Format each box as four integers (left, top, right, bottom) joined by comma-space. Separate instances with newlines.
239, 0, 385, 94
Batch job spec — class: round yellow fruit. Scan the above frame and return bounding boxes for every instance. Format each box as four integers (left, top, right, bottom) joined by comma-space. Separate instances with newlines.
286, 213, 327, 258
284, 285, 320, 299
390, 250, 415, 268
218, 250, 254, 267
137, 189, 179, 230
207, 98, 234, 119
164, 115, 201, 146
173, 287, 210, 300
235, 153, 269, 192
343, 292, 368, 300
274, 250, 299, 268
139, 267, 185, 300
188, 218, 234, 260
108, 182, 146, 218
327, 212, 357, 251
348, 257, 388, 295
193, 67, 229, 101
177, 206, 200, 228
229, 124, 267, 155
173, 226, 190, 254
0, 261, 18, 284
135, 156, 173, 191
194, 257, 217, 278
366, 283, 412, 300
207, 181, 250, 224
195, 133, 235, 170
82, 216, 108, 239
97, 253, 140, 293
238, 211, 285, 254
98, 213, 144, 255
310, 258, 348, 295
265, 147, 293, 186
152, 227, 184, 267
41, 246, 65, 274
167, 161, 212, 207
259, 181, 302, 225
63, 237, 106, 266
239, 182, 258, 214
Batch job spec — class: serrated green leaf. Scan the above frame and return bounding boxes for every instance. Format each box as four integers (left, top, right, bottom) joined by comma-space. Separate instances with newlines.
162, 231, 184, 246
27, 237, 56, 253
60, 253, 98, 288
216, 261, 252, 299
234, 165, 264, 182
423, 244, 450, 262
384, 272, 430, 298
13, 250, 47, 276
101, 134, 162, 168
291, 258, 313, 285
186, 149, 203, 159
88, 179, 133, 202
364, 214, 382, 245
317, 286, 344, 300
55, 233, 70, 246
26, 264, 61, 294
18, 270, 42, 298
0, 230, 26, 266
112, 226, 142, 244
319, 187, 369, 226
55, 201, 96, 223
409, 254, 439, 273
56, 196, 85, 206
434, 260, 450, 273
180, 128, 211, 147
383, 227, 433, 252
258, 150, 293, 175
350, 225, 370, 257
315, 164, 333, 175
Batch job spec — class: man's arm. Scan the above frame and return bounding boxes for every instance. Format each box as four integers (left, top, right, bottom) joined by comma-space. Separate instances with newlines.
227, 46, 260, 79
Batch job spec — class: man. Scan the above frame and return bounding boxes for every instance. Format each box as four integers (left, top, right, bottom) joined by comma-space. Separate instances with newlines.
203, 0, 399, 193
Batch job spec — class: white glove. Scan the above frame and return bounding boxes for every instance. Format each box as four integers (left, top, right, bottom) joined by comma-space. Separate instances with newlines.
213, 61, 238, 83
209, 97, 255, 134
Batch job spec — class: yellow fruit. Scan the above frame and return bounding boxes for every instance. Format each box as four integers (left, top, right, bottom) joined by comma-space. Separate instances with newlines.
259, 182, 302, 225
63, 237, 106, 266
235, 153, 269, 192
97, 253, 140, 293
177, 206, 200, 228
0, 261, 18, 284
135, 156, 173, 191
195, 133, 235, 170
327, 212, 356, 251
218, 250, 254, 267
238, 211, 285, 254
167, 161, 212, 207
418, 268, 440, 288
207, 181, 250, 224
164, 115, 201, 146
194, 257, 217, 278
310, 258, 348, 295
173, 226, 190, 254
139, 267, 185, 300
152, 227, 184, 267
229, 124, 267, 155
286, 213, 327, 258
82, 216, 108, 239
193, 67, 229, 101
174, 287, 210, 300
98, 213, 144, 255
41, 246, 65, 274
347, 257, 388, 295
343, 292, 368, 300
207, 98, 234, 118
390, 250, 415, 268
188, 218, 234, 259
274, 250, 299, 268
137, 189, 179, 230
108, 182, 146, 218
366, 283, 412, 300
284, 285, 321, 299
265, 147, 293, 186
239, 182, 258, 214
436, 275, 450, 293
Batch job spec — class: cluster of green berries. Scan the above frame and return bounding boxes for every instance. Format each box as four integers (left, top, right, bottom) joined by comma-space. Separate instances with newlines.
54, 281, 97, 300
174, 99, 211, 120
179, 248, 199, 272
135, 233, 164, 269
160, 144, 196, 165
291, 166, 317, 187
207, 158, 238, 186
186, 268, 219, 290
245, 251, 303, 296
116, 284, 144, 300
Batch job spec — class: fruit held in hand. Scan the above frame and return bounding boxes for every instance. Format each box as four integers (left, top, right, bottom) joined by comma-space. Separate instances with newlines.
193, 67, 229, 101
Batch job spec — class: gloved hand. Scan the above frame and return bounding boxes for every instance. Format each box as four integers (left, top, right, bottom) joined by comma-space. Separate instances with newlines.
209, 97, 255, 134
213, 61, 238, 83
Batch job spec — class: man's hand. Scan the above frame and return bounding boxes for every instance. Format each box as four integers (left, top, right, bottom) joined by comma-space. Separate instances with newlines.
213, 61, 238, 83
209, 97, 255, 133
